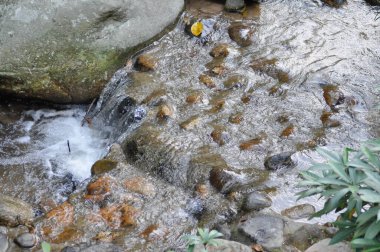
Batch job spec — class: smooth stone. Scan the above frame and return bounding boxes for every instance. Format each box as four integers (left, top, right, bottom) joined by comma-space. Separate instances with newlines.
0, 0, 184, 103
90, 159, 118, 176
14, 233, 36, 248
0, 194, 34, 227
194, 239, 252, 252
0, 233, 8, 252
322, 0, 347, 7
284, 221, 328, 251
281, 204, 316, 220
238, 215, 284, 251
228, 24, 253, 47
264, 152, 296, 171
244, 192, 272, 211
305, 238, 353, 252
225, 0, 246, 12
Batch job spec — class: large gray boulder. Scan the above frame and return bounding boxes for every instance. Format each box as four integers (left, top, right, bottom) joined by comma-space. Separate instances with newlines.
0, 0, 184, 103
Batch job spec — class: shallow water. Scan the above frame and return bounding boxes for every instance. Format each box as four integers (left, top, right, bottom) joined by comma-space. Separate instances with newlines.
0, 0, 379, 249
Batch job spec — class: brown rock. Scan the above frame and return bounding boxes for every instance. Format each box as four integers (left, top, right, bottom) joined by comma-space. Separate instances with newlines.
241, 95, 252, 104
322, 85, 345, 108
210, 44, 229, 58
228, 23, 254, 47
320, 110, 341, 128
135, 54, 157, 71
94, 231, 123, 242
186, 93, 202, 104
45, 202, 74, 227
280, 124, 295, 138
322, 0, 347, 8
239, 138, 262, 150
120, 205, 138, 227
180, 116, 200, 130
140, 224, 159, 239
141, 89, 167, 106
206, 59, 226, 76
229, 113, 243, 124
208, 100, 225, 113
85, 176, 115, 202
251, 58, 289, 83
124, 177, 156, 196
195, 184, 208, 198
211, 128, 229, 146
224, 75, 248, 89
157, 104, 174, 119
199, 74, 216, 88
90, 159, 118, 176
52, 226, 83, 244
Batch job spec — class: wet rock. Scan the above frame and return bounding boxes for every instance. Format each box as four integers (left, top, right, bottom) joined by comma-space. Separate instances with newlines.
210, 44, 230, 58
100, 204, 138, 228
105, 143, 126, 162
0, 0, 184, 103
206, 59, 227, 76
264, 152, 296, 171
141, 89, 167, 106
320, 110, 341, 128
305, 238, 353, 252
42, 202, 74, 236
52, 227, 83, 244
194, 239, 252, 252
224, 75, 248, 89
81, 243, 124, 252
186, 198, 204, 218
276, 114, 289, 124
14, 233, 36, 248
209, 100, 225, 113
157, 104, 174, 119
281, 204, 316, 220
322, 0, 347, 8
229, 113, 244, 124
268, 85, 286, 96
211, 128, 230, 146
210, 167, 268, 194
85, 176, 115, 202
243, 192, 272, 211
135, 54, 158, 72
238, 215, 284, 251
251, 59, 289, 83
239, 138, 263, 150
322, 85, 345, 108
195, 184, 209, 198
124, 177, 156, 196
228, 23, 254, 47
0, 194, 34, 227
0, 233, 8, 252
280, 124, 295, 138
180, 116, 200, 130
199, 74, 216, 88
284, 221, 328, 251
241, 95, 252, 104
225, 0, 246, 12
186, 93, 202, 104
61, 246, 80, 252
91, 159, 118, 176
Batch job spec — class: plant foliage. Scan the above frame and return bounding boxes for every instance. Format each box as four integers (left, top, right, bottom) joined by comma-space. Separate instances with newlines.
184, 228, 223, 252
297, 139, 380, 251
41, 241, 51, 252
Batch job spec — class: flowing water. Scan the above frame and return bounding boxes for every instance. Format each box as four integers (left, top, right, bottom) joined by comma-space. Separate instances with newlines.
0, 0, 379, 250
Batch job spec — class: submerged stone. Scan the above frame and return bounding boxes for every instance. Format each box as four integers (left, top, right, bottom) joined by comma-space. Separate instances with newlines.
281, 204, 316, 219
322, 0, 347, 8
264, 152, 296, 171
14, 233, 36, 248
243, 191, 272, 211
199, 74, 216, 88
135, 54, 158, 72
228, 23, 254, 47
91, 159, 118, 176
210, 43, 230, 58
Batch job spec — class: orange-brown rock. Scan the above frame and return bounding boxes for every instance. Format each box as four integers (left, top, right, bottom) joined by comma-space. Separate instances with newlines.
199, 74, 216, 88
239, 138, 262, 150
45, 202, 74, 227
210, 44, 229, 58
140, 224, 159, 239
100, 204, 138, 229
180, 116, 200, 130
94, 231, 123, 242
85, 176, 115, 202
211, 128, 228, 146
124, 177, 156, 196
322, 85, 345, 108
135, 54, 157, 71
195, 184, 208, 198
320, 110, 341, 128
208, 100, 225, 113
52, 226, 83, 244
120, 205, 138, 227
280, 124, 295, 138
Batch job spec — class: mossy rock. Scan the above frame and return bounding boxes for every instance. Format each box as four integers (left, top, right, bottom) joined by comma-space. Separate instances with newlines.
91, 159, 118, 176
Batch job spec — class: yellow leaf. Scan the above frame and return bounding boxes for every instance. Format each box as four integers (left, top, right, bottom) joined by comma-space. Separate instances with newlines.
191, 22, 203, 37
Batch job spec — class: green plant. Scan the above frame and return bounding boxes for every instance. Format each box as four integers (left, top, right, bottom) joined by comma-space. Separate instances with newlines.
184, 228, 223, 252
41, 241, 51, 252
297, 139, 380, 251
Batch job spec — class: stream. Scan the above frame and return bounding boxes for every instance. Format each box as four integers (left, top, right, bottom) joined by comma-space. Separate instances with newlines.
0, 0, 379, 251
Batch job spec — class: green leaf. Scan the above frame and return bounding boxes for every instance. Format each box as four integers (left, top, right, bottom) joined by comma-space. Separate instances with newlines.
357, 207, 379, 226
318, 177, 349, 186
363, 247, 380, 252
364, 220, 380, 239
361, 146, 380, 169
208, 230, 223, 240
329, 227, 355, 244
324, 188, 350, 213
329, 161, 351, 183
207, 240, 220, 247
41, 242, 51, 252
296, 187, 324, 200
351, 238, 380, 248
299, 171, 321, 181
187, 244, 195, 252
343, 148, 354, 165
358, 189, 380, 203
297, 180, 321, 186
348, 159, 375, 172
317, 147, 342, 163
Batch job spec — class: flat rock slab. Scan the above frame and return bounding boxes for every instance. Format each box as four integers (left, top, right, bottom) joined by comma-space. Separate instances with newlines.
238, 214, 284, 251
0, 0, 184, 103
